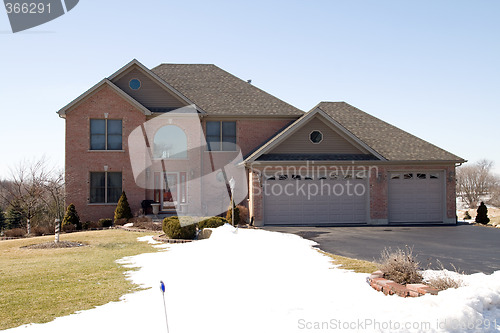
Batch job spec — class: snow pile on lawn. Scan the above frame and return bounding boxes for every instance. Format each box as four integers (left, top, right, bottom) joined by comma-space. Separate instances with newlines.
6, 224, 500, 332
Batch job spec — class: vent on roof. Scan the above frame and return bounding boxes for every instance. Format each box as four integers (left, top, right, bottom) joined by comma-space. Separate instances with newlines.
247, 79, 252, 84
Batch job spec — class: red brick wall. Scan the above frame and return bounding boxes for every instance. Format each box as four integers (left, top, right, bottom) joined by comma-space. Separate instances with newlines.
65, 85, 147, 222
237, 119, 294, 157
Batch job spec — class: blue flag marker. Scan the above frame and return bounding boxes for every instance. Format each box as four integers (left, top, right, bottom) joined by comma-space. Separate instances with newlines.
160, 280, 166, 293
160, 281, 170, 333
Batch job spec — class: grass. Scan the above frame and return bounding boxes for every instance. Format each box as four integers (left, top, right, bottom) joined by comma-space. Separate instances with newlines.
0, 229, 158, 330
490, 215, 500, 225
317, 249, 378, 273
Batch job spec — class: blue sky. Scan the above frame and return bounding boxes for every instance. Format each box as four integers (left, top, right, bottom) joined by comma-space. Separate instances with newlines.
1, 0, 499, 177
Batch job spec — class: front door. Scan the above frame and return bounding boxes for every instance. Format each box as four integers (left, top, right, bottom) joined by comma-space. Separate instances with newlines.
162, 172, 179, 211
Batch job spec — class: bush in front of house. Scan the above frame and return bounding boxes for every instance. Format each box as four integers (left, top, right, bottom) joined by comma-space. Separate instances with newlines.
98, 218, 113, 228
82, 221, 100, 230
475, 202, 490, 225
114, 191, 133, 222
62, 223, 76, 233
62, 203, 81, 230
162, 216, 197, 240
198, 216, 228, 230
226, 203, 240, 226
378, 246, 423, 285
237, 205, 249, 224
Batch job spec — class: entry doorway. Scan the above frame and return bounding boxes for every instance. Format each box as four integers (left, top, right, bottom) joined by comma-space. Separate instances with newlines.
154, 172, 187, 212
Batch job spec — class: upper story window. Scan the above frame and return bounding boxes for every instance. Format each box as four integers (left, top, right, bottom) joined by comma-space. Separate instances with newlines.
206, 121, 236, 151
90, 119, 122, 150
129, 79, 141, 90
153, 125, 187, 159
309, 130, 323, 144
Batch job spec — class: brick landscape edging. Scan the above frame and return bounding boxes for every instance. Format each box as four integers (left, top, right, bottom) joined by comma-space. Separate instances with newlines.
367, 270, 439, 297
152, 235, 194, 244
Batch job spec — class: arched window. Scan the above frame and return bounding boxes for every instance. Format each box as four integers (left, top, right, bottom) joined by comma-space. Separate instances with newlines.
153, 125, 187, 159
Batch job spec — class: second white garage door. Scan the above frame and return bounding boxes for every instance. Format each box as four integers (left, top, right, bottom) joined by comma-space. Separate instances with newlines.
388, 171, 444, 223
263, 175, 368, 225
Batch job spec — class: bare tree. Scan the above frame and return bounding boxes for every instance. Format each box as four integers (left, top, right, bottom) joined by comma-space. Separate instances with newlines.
42, 168, 65, 223
456, 159, 499, 208
0, 157, 64, 234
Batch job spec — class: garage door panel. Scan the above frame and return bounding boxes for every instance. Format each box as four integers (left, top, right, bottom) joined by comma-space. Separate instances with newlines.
389, 171, 444, 223
264, 178, 368, 225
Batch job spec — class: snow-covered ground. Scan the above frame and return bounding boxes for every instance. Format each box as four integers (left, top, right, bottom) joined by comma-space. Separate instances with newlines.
6, 225, 500, 332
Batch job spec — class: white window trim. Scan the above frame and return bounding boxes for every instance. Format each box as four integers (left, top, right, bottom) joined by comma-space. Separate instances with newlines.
129, 78, 142, 90
309, 130, 323, 144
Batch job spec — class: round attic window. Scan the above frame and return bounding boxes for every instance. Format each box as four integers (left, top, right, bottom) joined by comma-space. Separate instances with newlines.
310, 130, 323, 144
129, 79, 141, 90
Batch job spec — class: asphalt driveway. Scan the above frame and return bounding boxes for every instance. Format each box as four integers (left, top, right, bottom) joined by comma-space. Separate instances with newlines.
263, 223, 500, 274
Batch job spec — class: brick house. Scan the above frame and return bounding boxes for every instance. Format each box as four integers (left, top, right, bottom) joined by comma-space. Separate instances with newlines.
58, 59, 465, 226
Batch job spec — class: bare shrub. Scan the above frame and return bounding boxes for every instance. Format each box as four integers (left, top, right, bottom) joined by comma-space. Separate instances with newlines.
237, 205, 249, 224
133, 221, 162, 231
4, 228, 26, 238
425, 261, 464, 291
31, 226, 51, 236
114, 218, 128, 226
129, 216, 153, 223
378, 246, 423, 285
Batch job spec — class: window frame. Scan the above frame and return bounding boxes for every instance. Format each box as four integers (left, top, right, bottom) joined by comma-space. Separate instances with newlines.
90, 118, 123, 151
89, 171, 122, 204
309, 130, 323, 144
205, 121, 237, 152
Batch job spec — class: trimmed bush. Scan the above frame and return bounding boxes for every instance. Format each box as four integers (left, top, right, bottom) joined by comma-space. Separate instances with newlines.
114, 191, 133, 222
378, 246, 423, 285
4, 228, 25, 238
62, 223, 76, 233
82, 221, 100, 230
475, 202, 490, 225
198, 216, 228, 230
98, 218, 113, 228
162, 216, 197, 240
226, 203, 240, 226
63, 203, 81, 230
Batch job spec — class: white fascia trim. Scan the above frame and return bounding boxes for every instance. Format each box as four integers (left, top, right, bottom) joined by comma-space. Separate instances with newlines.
57, 79, 152, 118
108, 59, 206, 115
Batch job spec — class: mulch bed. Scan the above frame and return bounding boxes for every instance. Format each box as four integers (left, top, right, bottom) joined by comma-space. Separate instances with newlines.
22, 241, 88, 249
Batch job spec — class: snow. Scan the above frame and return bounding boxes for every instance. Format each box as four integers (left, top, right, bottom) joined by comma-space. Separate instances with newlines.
6, 224, 500, 332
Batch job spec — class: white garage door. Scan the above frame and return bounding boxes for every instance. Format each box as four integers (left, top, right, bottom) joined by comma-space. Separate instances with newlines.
388, 171, 444, 223
263, 175, 368, 225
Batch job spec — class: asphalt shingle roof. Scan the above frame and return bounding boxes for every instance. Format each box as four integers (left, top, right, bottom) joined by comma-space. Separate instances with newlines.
151, 64, 304, 116
317, 102, 465, 162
